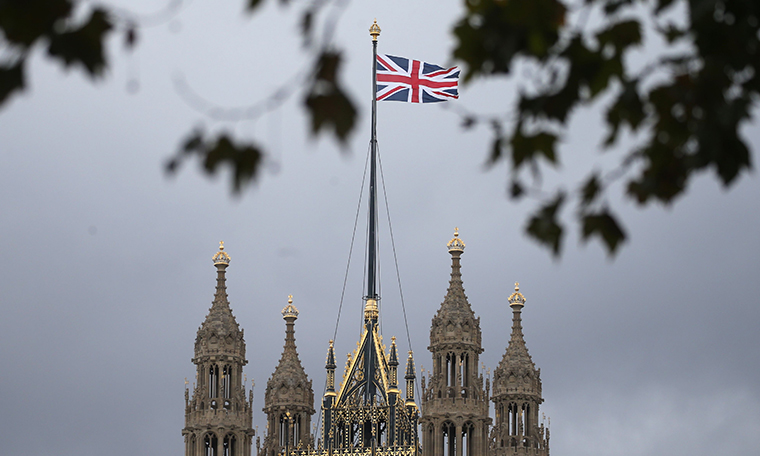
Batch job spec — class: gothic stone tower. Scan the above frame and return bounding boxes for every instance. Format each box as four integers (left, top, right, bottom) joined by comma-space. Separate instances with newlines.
261, 296, 315, 456
183, 243, 254, 456
421, 230, 491, 456
491, 284, 549, 455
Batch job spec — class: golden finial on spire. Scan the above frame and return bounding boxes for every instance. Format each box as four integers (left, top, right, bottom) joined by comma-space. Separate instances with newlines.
369, 19, 381, 41
282, 294, 299, 319
509, 281, 526, 307
213, 241, 231, 265
364, 297, 379, 320
447, 227, 465, 253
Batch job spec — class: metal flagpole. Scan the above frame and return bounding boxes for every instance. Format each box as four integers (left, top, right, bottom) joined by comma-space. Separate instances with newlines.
362, 19, 382, 409
367, 20, 381, 303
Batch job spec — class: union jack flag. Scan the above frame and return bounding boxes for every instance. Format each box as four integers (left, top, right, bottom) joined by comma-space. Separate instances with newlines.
376, 54, 459, 103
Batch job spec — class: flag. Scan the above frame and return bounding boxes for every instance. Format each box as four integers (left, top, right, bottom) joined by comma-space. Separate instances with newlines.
376, 54, 459, 103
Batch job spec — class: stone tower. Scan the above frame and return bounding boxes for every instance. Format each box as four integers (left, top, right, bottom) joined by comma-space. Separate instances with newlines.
490, 284, 549, 455
421, 229, 491, 456
183, 243, 254, 456
261, 296, 315, 456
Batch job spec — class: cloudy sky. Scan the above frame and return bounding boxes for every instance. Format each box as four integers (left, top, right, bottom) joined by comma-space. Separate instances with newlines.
1, 1, 758, 455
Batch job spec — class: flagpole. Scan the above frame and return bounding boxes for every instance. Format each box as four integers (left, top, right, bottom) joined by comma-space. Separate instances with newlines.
367, 20, 381, 303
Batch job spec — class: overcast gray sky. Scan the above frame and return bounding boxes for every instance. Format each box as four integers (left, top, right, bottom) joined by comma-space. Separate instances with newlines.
1, 1, 759, 456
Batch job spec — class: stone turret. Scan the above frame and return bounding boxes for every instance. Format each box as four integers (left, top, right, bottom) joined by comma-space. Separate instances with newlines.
421, 229, 490, 456
491, 284, 549, 456
183, 242, 254, 456
261, 296, 315, 456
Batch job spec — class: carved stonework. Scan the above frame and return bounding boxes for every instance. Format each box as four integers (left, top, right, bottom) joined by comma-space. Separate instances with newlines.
491, 284, 549, 456
420, 230, 491, 456
260, 297, 315, 456
183, 244, 254, 456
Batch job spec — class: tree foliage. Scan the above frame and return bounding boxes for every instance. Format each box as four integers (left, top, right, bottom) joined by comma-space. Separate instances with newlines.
1, 0, 758, 257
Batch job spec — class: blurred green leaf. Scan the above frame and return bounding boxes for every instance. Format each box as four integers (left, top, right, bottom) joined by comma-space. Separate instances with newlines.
168, 129, 264, 194
581, 210, 626, 255
452, 0, 566, 81
246, 0, 265, 12
0, 0, 73, 46
47, 8, 112, 77
580, 174, 600, 206
511, 128, 558, 169
304, 51, 357, 143
526, 192, 565, 256
604, 79, 645, 147
596, 20, 642, 53
0, 60, 25, 106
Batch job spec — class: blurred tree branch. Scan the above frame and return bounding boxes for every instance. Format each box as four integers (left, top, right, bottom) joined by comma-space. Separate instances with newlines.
1, 0, 757, 257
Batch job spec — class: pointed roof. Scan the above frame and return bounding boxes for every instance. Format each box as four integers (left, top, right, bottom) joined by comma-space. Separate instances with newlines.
335, 320, 391, 406
265, 296, 314, 411
430, 229, 482, 348
498, 283, 535, 370
493, 283, 541, 397
267, 296, 311, 390
199, 243, 241, 336
194, 242, 245, 360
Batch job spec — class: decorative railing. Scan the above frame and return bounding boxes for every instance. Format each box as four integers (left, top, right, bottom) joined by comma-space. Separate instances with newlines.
288, 445, 417, 456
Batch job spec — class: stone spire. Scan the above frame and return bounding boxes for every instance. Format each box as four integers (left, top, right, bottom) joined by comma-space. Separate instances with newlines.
430, 228, 482, 346
493, 284, 539, 395
184, 242, 254, 456
421, 229, 490, 456
491, 283, 548, 455
262, 296, 315, 456
197, 241, 241, 340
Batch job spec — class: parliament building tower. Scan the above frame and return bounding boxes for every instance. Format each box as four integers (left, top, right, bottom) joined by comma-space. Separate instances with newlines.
261, 296, 315, 456
420, 230, 491, 456
183, 243, 254, 456
490, 285, 549, 455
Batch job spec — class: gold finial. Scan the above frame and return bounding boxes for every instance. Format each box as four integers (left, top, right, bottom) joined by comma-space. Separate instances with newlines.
391, 336, 396, 344
509, 281, 526, 307
282, 295, 299, 319
369, 19, 381, 41
213, 241, 231, 265
447, 227, 465, 253
184, 377, 188, 387
364, 298, 379, 320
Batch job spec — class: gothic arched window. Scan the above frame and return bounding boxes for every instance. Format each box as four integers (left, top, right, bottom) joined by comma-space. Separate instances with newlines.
279, 414, 288, 447
426, 424, 434, 456
442, 421, 456, 456
204, 432, 218, 456
208, 365, 219, 398
188, 434, 197, 456
222, 365, 232, 400
462, 422, 474, 456
223, 433, 236, 456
